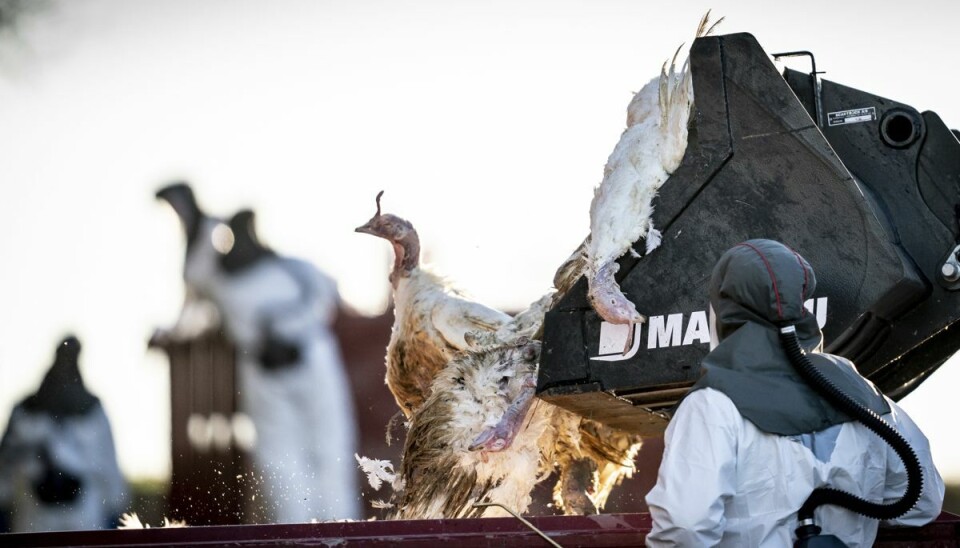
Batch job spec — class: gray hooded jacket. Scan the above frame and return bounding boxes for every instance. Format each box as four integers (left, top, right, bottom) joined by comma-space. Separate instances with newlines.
690, 239, 889, 436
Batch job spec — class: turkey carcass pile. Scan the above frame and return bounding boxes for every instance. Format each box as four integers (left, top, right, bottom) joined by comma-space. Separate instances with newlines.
386, 309, 641, 518
355, 202, 640, 517
585, 12, 722, 352
451, 296, 643, 516
354, 191, 513, 417
390, 337, 552, 519
355, 13, 723, 514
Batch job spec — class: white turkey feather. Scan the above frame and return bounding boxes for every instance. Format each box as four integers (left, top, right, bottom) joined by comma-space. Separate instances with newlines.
431, 293, 514, 350
355, 454, 398, 491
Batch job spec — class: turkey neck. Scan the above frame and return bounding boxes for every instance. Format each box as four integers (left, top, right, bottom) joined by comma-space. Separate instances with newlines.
389, 233, 420, 287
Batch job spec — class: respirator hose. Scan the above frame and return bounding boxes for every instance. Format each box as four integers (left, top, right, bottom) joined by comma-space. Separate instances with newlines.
779, 326, 923, 522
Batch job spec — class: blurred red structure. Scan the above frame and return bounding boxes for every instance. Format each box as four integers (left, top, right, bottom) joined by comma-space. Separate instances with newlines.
151, 332, 252, 525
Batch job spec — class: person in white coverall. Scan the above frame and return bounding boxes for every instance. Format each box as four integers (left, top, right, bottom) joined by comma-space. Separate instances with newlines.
645, 239, 944, 547
216, 243, 360, 523
198, 211, 360, 523
0, 337, 128, 533
155, 184, 360, 523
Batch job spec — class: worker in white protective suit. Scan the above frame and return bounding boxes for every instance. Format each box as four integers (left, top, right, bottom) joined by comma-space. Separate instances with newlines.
155, 183, 360, 523
645, 239, 944, 547
0, 337, 128, 533
215, 211, 360, 523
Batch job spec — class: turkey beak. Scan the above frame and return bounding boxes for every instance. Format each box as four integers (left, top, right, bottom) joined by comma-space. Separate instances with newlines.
354, 222, 378, 236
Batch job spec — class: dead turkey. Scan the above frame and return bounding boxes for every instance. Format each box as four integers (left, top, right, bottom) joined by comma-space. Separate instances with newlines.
355, 202, 641, 517
355, 191, 513, 418
572, 12, 722, 353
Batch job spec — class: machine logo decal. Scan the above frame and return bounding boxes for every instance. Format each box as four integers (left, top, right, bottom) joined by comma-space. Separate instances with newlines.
591, 297, 828, 361
828, 107, 877, 127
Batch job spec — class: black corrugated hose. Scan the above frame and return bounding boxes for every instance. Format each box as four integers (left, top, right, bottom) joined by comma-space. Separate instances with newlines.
779, 325, 923, 546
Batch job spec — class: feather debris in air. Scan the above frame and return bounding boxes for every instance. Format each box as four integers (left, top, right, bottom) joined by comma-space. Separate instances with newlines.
356, 454, 397, 491
117, 512, 187, 529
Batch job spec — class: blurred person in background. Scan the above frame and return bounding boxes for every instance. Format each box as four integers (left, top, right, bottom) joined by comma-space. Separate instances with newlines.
155, 183, 360, 522
0, 336, 128, 533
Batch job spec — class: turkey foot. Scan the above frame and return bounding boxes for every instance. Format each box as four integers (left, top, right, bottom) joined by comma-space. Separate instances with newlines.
588, 261, 645, 354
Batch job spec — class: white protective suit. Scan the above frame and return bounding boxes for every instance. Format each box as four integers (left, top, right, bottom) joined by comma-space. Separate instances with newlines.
0, 403, 128, 532
213, 256, 360, 522
157, 186, 361, 523
645, 387, 944, 547
645, 239, 945, 547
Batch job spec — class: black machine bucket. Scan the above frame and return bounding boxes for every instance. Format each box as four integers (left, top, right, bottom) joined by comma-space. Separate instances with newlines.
538, 32, 960, 436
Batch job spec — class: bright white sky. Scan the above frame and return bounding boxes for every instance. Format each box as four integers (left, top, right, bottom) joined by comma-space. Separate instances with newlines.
0, 0, 958, 485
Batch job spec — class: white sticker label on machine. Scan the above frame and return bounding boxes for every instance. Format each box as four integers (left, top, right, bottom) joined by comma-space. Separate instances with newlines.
591, 297, 828, 361
828, 107, 877, 127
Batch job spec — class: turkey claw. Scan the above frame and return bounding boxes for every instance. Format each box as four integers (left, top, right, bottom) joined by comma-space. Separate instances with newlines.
469, 428, 510, 453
